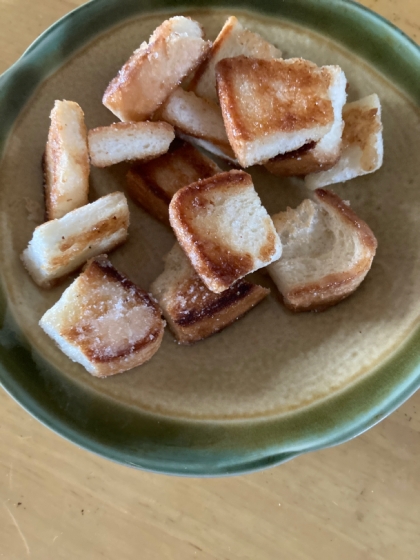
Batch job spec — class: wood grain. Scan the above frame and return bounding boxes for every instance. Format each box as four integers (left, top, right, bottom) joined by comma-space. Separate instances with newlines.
1, 2, 419, 559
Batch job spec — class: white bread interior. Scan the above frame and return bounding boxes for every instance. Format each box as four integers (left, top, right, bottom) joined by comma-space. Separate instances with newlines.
267, 189, 377, 311
102, 17, 211, 122
150, 243, 269, 344
21, 192, 129, 288
305, 94, 383, 189
189, 15, 281, 104
40, 255, 165, 377
88, 121, 174, 167
216, 57, 346, 167
169, 170, 282, 293
44, 100, 90, 220
155, 88, 236, 161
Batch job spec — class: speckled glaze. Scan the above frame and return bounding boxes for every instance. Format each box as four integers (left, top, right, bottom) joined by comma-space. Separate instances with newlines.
0, 0, 419, 475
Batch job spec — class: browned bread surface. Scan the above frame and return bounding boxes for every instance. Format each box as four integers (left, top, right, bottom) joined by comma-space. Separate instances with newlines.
150, 243, 269, 343
268, 189, 377, 312
21, 192, 129, 288
40, 256, 165, 376
216, 57, 345, 167
169, 169, 282, 293
189, 15, 281, 104
126, 141, 220, 225
44, 100, 90, 220
102, 17, 211, 122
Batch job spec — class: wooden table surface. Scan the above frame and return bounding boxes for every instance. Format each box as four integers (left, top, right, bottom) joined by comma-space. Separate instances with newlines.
0, 1, 419, 559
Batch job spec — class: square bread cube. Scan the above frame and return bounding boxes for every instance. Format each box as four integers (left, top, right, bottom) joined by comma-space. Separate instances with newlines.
44, 100, 90, 220
155, 88, 236, 162
88, 121, 174, 167
169, 170, 282, 293
102, 17, 211, 122
21, 192, 129, 288
264, 75, 347, 176
216, 56, 347, 167
267, 189, 377, 311
126, 141, 220, 225
304, 94, 383, 189
150, 243, 269, 344
189, 15, 281, 104
40, 256, 165, 377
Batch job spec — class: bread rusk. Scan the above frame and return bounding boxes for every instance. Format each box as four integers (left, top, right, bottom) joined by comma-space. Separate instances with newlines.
264, 75, 347, 176
44, 100, 90, 220
40, 255, 165, 377
169, 170, 282, 293
88, 121, 174, 167
126, 141, 220, 225
305, 94, 383, 189
189, 15, 281, 104
21, 192, 129, 288
267, 189, 377, 312
150, 243, 269, 343
216, 56, 347, 167
102, 17, 211, 122
155, 88, 236, 162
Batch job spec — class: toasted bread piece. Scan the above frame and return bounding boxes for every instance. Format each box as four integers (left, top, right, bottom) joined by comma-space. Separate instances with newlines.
102, 17, 211, 122
126, 141, 220, 225
189, 16, 281, 104
169, 170, 282, 293
40, 256, 165, 377
264, 74, 347, 176
267, 189, 377, 311
44, 100, 90, 220
21, 192, 129, 288
305, 94, 383, 189
155, 88, 236, 162
88, 121, 174, 167
216, 57, 347, 167
150, 243, 269, 343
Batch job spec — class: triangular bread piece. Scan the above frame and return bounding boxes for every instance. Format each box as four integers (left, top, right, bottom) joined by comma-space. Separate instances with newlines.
169, 170, 282, 293
189, 15, 281, 104
150, 243, 269, 344
126, 141, 220, 225
40, 256, 165, 377
103, 17, 211, 122
305, 94, 383, 188
267, 189, 377, 311
216, 56, 347, 167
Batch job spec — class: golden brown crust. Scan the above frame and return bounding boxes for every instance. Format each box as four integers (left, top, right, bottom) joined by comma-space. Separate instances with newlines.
170, 280, 269, 344
283, 189, 377, 312
44, 101, 89, 220
50, 213, 129, 268
264, 141, 341, 176
103, 18, 210, 121
152, 244, 270, 343
169, 170, 260, 292
216, 56, 334, 142
61, 257, 164, 376
126, 142, 220, 226
342, 105, 382, 172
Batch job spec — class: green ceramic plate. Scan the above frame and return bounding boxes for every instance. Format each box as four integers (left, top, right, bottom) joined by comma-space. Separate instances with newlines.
0, 0, 419, 476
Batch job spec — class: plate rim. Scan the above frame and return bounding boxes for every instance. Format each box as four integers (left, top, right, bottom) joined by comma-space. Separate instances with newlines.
0, 0, 419, 476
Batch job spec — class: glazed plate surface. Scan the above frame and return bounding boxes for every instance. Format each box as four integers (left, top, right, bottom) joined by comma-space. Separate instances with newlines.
0, 0, 419, 475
